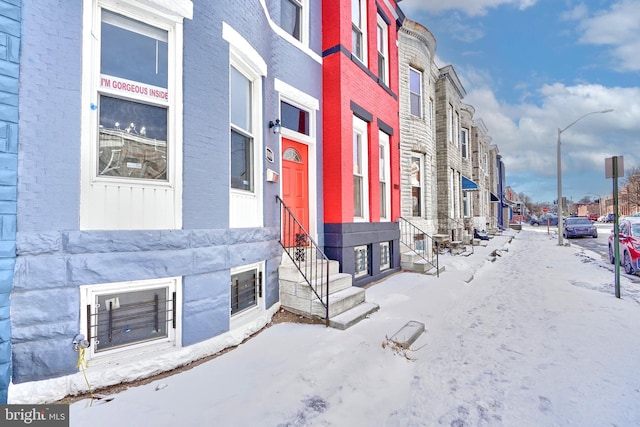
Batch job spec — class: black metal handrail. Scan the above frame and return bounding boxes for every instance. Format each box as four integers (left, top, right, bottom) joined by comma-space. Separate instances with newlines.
398, 217, 439, 277
276, 196, 330, 326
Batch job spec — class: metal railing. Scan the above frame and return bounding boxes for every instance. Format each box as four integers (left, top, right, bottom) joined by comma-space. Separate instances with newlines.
398, 217, 440, 277
277, 196, 330, 326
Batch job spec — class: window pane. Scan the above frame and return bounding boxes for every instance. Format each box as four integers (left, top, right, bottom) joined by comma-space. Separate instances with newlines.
351, 0, 361, 26
412, 187, 421, 217
230, 66, 251, 132
378, 53, 386, 83
281, 0, 301, 40
354, 245, 369, 277
380, 182, 387, 218
98, 95, 168, 180
231, 130, 253, 191
101, 11, 168, 88
281, 101, 309, 135
352, 27, 362, 59
409, 69, 421, 93
354, 176, 363, 217
410, 93, 421, 116
353, 132, 362, 175
231, 269, 257, 315
95, 288, 169, 352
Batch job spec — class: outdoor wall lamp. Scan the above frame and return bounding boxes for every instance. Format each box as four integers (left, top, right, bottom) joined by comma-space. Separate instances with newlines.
269, 119, 281, 134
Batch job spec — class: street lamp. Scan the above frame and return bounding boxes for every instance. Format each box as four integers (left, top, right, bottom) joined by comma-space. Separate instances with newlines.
557, 109, 613, 246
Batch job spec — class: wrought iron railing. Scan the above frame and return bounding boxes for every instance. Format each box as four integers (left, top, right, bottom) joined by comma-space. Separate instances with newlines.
398, 217, 439, 277
277, 196, 330, 326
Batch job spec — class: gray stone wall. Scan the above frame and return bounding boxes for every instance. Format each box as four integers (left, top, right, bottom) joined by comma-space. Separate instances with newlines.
397, 22, 438, 234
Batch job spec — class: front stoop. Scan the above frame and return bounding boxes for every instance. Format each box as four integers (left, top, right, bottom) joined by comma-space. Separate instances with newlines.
400, 250, 443, 275
278, 253, 378, 329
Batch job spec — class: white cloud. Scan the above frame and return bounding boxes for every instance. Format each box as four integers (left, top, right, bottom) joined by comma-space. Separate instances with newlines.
571, 0, 640, 72
458, 67, 640, 200
399, 0, 537, 17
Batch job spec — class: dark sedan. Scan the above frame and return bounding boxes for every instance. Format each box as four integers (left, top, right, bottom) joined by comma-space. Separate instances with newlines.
562, 217, 597, 239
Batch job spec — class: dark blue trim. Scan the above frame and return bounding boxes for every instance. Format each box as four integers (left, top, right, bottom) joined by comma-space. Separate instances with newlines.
377, 118, 394, 136
350, 101, 373, 123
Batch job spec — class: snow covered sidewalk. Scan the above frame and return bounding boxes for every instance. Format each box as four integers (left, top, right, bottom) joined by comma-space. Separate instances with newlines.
70, 229, 640, 426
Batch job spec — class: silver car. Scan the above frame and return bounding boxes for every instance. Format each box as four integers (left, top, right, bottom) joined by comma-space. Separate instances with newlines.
563, 217, 598, 239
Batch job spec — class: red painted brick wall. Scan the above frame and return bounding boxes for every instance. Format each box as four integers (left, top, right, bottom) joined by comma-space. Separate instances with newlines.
322, 0, 400, 223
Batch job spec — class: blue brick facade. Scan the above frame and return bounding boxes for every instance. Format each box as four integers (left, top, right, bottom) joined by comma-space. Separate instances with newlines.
11, 0, 322, 399
0, 0, 18, 404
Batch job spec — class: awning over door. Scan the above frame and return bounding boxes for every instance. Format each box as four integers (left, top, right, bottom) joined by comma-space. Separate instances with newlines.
490, 192, 499, 202
462, 176, 479, 191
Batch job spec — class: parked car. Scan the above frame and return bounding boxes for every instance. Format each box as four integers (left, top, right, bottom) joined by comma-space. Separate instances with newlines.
608, 217, 640, 274
562, 217, 597, 239
587, 214, 599, 222
530, 214, 558, 226
605, 213, 615, 223
474, 228, 490, 241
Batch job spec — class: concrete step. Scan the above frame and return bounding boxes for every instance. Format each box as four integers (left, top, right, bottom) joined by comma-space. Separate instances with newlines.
329, 302, 380, 330
400, 251, 430, 264
279, 258, 340, 282
311, 286, 365, 318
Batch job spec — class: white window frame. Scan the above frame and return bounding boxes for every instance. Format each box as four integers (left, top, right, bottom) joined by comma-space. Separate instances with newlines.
224, 23, 266, 228
411, 155, 423, 217
409, 67, 422, 118
80, 0, 192, 230
461, 128, 469, 158
428, 97, 434, 128
379, 131, 391, 222
447, 104, 453, 144
279, 0, 308, 45
80, 277, 182, 363
351, 0, 368, 64
376, 15, 389, 86
483, 152, 489, 175
230, 262, 266, 329
454, 111, 460, 147
353, 115, 369, 221
463, 192, 471, 217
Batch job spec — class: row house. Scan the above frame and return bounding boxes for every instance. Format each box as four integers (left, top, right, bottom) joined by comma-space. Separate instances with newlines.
471, 118, 494, 232
435, 65, 467, 242
8, 0, 324, 403
321, 0, 403, 286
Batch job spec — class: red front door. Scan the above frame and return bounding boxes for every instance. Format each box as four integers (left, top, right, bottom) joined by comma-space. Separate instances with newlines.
282, 138, 309, 235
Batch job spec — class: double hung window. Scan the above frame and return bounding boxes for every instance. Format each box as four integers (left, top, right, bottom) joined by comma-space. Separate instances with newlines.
351, 0, 367, 63
379, 131, 390, 221
280, 0, 302, 41
353, 116, 369, 221
461, 128, 468, 158
411, 155, 423, 217
376, 15, 389, 86
409, 68, 422, 117
230, 67, 254, 192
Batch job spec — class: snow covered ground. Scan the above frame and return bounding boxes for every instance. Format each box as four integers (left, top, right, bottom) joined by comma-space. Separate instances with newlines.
70, 228, 640, 426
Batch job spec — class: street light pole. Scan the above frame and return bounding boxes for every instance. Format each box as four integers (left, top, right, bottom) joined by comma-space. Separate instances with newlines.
557, 109, 613, 246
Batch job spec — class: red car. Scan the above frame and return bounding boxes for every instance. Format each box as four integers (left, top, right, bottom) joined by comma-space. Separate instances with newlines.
608, 218, 640, 274
587, 214, 599, 222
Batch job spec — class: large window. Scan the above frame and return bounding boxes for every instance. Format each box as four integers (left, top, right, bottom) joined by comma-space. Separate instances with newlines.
81, 277, 180, 360
353, 116, 369, 221
225, 23, 265, 228
81, 1, 191, 230
98, 12, 169, 181
281, 0, 302, 41
409, 68, 422, 117
230, 66, 254, 192
379, 131, 391, 221
376, 15, 389, 86
411, 155, 423, 217
351, 0, 367, 63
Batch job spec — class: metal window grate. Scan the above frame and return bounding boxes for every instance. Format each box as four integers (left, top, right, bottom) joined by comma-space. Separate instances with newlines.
87, 290, 176, 352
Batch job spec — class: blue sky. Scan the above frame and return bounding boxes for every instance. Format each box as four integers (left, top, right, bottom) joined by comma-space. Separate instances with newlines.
399, 0, 640, 206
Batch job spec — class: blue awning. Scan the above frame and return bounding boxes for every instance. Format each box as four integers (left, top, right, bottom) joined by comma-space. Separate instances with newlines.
462, 176, 479, 191
490, 192, 499, 202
